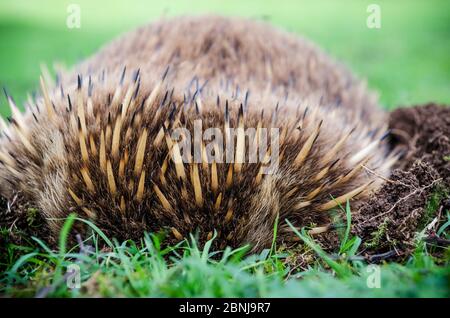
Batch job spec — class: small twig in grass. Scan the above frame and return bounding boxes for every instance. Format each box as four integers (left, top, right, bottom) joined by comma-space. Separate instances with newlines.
362, 165, 397, 185
6, 193, 18, 214
8, 217, 18, 232
328, 254, 365, 261
362, 164, 418, 190
76, 233, 94, 255
7, 194, 19, 231
423, 234, 450, 247
288, 223, 345, 240
367, 250, 399, 263
359, 178, 442, 226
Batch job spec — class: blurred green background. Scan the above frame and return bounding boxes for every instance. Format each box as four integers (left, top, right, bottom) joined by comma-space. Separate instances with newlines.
0, 0, 449, 116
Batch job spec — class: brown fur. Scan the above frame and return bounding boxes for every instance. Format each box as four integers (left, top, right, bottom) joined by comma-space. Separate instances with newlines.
0, 16, 395, 251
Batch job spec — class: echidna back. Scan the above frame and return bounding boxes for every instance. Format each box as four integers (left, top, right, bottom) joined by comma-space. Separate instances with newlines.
0, 16, 395, 251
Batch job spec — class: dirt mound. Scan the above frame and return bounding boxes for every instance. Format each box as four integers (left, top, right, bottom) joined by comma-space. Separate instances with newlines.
0, 194, 51, 268
389, 103, 450, 179
353, 103, 450, 259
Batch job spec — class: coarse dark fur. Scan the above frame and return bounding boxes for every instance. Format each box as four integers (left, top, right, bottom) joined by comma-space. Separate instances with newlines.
0, 16, 397, 251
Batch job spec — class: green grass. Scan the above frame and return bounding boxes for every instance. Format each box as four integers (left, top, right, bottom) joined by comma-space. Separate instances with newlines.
1, 199, 449, 297
0, 0, 449, 297
1, 212, 449, 297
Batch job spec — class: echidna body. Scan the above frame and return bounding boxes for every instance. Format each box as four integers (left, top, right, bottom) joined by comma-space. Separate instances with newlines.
0, 16, 396, 251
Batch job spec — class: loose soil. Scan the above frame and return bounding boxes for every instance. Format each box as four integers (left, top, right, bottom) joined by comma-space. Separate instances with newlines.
353, 103, 450, 259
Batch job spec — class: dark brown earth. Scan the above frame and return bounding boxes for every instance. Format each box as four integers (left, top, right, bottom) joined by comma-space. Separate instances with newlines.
1, 103, 449, 261
0, 193, 51, 263
352, 103, 450, 260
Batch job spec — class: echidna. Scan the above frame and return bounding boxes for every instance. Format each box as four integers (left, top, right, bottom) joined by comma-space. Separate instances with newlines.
0, 16, 397, 251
